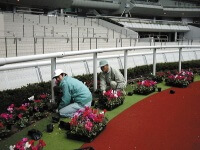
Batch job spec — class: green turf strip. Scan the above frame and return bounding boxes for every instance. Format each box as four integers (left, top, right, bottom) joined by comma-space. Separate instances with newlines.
1, 76, 199, 150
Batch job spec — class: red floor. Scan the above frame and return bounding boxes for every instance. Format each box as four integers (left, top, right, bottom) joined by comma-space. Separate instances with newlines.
82, 81, 200, 150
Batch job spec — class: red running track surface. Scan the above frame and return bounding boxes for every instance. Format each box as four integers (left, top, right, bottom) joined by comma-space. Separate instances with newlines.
82, 81, 200, 150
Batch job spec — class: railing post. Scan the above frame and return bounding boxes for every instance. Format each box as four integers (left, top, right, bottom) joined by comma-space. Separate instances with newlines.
33, 25, 34, 37
179, 47, 182, 73
23, 25, 24, 37
96, 38, 97, 49
71, 27, 73, 51
34, 38, 36, 55
93, 53, 97, 92
153, 48, 156, 76
78, 28, 79, 50
52, 26, 54, 37
16, 38, 18, 57
124, 50, 128, 83
90, 38, 91, 49
51, 57, 56, 103
5, 37, 7, 57
44, 26, 45, 37
43, 38, 44, 54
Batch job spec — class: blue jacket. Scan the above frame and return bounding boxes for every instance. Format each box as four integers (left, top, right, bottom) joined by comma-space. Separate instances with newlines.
58, 76, 92, 110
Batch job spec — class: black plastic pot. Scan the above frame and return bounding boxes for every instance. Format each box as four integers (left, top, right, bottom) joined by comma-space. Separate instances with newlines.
157, 87, 162, 92
47, 124, 54, 132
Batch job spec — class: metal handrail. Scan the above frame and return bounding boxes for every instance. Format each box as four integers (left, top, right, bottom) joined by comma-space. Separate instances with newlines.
1, 45, 200, 101
1, 49, 199, 71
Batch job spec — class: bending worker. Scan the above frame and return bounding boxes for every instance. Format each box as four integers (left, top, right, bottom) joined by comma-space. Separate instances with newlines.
53, 69, 92, 118
99, 60, 126, 95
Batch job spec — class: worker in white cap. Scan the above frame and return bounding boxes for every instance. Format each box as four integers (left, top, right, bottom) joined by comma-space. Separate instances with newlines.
99, 60, 126, 95
53, 69, 92, 118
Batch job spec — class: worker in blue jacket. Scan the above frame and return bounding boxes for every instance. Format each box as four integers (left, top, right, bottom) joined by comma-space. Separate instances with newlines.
53, 69, 92, 118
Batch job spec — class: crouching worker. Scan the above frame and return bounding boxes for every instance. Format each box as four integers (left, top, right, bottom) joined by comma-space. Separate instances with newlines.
99, 60, 127, 95
53, 69, 92, 118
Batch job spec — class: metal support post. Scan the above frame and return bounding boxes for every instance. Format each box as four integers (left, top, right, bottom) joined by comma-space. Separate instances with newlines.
93, 53, 97, 92
179, 48, 182, 73
51, 58, 56, 102
124, 50, 128, 83
153, 48, 156, 75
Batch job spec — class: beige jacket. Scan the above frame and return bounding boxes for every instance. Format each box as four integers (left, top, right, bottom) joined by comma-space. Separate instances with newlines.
99, 66, 126, 91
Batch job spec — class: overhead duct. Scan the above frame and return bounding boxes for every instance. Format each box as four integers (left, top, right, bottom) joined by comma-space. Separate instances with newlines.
71, 0, 120, 10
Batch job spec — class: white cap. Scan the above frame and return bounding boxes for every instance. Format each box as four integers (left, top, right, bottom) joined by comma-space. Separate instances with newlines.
53, 69, 64, 79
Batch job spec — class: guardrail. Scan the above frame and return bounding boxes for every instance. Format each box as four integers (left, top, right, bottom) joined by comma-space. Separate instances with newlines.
0, 45, 200, 101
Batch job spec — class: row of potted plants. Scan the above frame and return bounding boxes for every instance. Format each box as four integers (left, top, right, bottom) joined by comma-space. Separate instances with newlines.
0, 94, 55, 140
130, 70, 194, 95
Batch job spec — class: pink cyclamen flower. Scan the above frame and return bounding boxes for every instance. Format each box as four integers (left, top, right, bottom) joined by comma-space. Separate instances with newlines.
85, 121, 93, 131
0, 113, 12, 120
22, 138, 28, 143
7, 107, 14, 113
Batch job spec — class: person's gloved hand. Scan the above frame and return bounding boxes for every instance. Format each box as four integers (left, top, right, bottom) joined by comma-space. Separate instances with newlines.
56, 109, 59, 113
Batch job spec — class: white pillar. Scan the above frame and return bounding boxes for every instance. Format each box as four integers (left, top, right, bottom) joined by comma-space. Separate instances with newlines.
124, 50, 128, 83
179, 48, 182, 73
93, 53, 97, 92
51, 58, 56, 102
153, 48, 156, 76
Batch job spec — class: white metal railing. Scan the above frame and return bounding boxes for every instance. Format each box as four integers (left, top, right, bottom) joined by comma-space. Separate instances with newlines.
0, 45, 200, 101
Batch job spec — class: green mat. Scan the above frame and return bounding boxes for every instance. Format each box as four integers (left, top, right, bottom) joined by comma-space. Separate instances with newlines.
1, 76, 199, 150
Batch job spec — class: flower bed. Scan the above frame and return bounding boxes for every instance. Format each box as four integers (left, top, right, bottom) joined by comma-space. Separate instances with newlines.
0, 94, 55, 140
67, 107, 107, 142
96, 89, 125, 111
165, 70, 194, 88
133, 80, 157, 95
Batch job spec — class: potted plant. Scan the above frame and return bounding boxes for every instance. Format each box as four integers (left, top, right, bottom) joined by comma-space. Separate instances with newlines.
0, 113, 14, 130
15, 114, 29, 129
165, 70, 194, 88
97, 89, 125, 111
133, 80, 157, 95
67, 107, 107, 142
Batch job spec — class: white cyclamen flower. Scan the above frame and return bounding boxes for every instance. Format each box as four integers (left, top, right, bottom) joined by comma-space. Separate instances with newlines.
25, 142, 31, 148
28, 95, 34, 101
114, 94, 118, 98
9, 145, 15, 150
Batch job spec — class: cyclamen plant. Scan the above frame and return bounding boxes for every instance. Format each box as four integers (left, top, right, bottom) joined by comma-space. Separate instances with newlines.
96, 89, 125, 110
166, 70, 194, 87
0, 113, 14, 126
68, 107, 107, 140
103, 89, 121, 100
9, 137, 46, 150
133, 80, 157, 95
